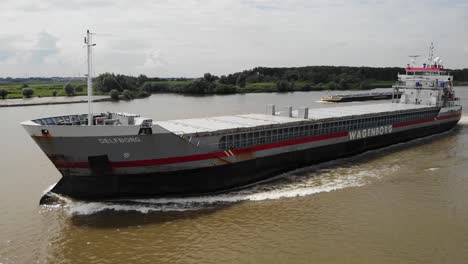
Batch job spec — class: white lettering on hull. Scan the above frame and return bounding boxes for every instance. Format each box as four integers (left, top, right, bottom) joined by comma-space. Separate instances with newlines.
349, 125, 393, 140
98, 137, 142, 144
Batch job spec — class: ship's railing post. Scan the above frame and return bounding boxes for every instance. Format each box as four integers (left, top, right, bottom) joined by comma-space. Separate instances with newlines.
267, 104, 276, 116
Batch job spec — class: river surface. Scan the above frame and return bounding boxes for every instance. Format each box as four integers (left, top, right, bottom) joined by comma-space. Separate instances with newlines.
1, 89, 468, 263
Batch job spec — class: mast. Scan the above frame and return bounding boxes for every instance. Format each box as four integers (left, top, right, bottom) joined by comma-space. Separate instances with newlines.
85, 30, 96, 126
428, 42, 434, 66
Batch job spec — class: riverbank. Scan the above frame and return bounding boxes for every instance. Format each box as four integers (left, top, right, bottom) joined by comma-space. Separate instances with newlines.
1, 79, 465, 104
0, 96, 111, 107
0, 86, 395, 108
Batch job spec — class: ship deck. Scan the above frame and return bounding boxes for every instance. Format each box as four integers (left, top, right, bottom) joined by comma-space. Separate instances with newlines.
155, 103, 435, 135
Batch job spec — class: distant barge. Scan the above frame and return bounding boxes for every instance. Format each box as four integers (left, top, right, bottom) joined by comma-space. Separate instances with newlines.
321, 92, 403, 103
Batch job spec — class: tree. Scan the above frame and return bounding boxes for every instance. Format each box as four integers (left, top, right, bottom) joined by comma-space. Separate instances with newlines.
122, 89, 134, 100
236, 73, 246, 88
109, 89, 120, 100
315, 83, 325, 90
337, 79, 349, 90
214, 84, 237, 94
325, 82, 337, 90
219, 75, 228, 84
22, 88, 34, 98
141, 82, 169, 93
137, 74, 149, 87
276, 80, 291, 92
0, 89, 8, 99
203, 73, 217, 83
283, 70, 299, 82
64, 83, 75, 96
95, 73, 117, 93
186, 79, 210, 94
74, 86, 84, 92
21, 83, 29, 88
52, 91, 57, 96
245, 72, 262, 83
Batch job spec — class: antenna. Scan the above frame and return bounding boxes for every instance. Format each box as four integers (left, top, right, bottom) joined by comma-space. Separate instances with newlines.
85, 30, 96, 126
428, 42, 434, 65
408, 55, 420, 67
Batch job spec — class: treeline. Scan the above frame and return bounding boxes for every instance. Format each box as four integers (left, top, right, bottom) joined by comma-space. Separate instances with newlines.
451, 69, 468, 83
95, 73, 196, 99
219, 66, 403, 88
95, 73, 237, 96
93, 66, 468, 97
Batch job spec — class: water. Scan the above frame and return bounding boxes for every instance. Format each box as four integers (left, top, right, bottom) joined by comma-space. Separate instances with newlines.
1, 89, 468, 263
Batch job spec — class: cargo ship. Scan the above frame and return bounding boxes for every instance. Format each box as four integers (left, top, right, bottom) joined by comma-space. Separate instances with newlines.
22, 35, 461, 200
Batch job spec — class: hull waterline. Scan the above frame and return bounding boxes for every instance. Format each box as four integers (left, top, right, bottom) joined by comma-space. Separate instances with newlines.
41, 119, 459, 202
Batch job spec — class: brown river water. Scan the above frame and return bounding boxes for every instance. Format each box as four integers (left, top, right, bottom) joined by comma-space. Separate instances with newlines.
1, 89, 468, 263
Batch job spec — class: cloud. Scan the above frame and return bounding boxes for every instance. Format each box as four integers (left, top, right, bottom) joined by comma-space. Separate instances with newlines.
143, 49, 167, 69
0, 0, 467, 77
30, 32, 60, 64
0, 44, 16, 62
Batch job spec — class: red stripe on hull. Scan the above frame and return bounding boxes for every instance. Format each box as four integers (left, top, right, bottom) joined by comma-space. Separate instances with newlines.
54, 113, 461, 169
394, 113, 461, 128
55, 131, 349, 168
436, 113, 461, 121
394, 117, 435, 128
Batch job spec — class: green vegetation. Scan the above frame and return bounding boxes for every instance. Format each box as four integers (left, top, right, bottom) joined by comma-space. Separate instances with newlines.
0, 81, 87, 99
22, 88, 34, 98
122, 90, 134, 100
92, 66, 411, 97
0, 66, 467, 100
109, 89, 120, 100
64, 83, 75, 96
0, 89, 8, 99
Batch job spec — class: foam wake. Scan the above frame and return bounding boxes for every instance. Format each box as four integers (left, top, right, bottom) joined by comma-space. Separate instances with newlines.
60, 162, 399, 215
458, 115, 468, 126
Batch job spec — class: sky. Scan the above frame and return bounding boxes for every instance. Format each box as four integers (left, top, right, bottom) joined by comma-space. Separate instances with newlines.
0, 0, 467, 78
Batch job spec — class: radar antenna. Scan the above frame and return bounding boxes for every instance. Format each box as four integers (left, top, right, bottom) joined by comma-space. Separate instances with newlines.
408, 55, 420, 67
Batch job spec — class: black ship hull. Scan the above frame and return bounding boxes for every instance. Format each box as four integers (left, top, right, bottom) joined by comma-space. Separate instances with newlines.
45, 120, 459, 202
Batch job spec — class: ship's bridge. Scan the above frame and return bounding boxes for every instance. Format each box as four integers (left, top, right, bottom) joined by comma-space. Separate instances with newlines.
404, 67, 449, 76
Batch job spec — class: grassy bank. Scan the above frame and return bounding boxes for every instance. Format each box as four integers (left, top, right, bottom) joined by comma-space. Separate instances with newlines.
0, 81, 88, 99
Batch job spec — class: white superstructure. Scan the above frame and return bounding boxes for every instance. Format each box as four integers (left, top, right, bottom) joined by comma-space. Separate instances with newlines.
393, 43, 458, 108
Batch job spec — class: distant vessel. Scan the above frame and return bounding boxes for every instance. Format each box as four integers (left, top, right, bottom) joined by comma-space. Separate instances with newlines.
320, 91, 403, 102
22, 37, 461, 200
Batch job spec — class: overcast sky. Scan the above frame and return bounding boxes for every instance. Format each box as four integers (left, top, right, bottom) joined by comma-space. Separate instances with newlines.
0, 0, 467, 77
